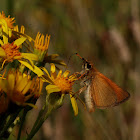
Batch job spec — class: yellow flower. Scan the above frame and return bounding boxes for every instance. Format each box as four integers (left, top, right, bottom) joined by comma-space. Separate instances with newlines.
0, 19, 38, 69
43, 64, 78, 115
0, 11, 15, 29
1, 42, 21, 61
34, 32, 66, 66
34, 32, 50, 52
0, 70, 38, 106
34, 32, 50, 62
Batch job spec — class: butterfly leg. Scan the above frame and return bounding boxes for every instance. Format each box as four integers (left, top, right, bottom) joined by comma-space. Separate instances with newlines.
72, 80, 88, 96
79, 81, 88, 94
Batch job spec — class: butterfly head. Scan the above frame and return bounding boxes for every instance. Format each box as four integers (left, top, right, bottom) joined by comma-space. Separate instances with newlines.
82, 61, 92, 70
75, 53, 93, 71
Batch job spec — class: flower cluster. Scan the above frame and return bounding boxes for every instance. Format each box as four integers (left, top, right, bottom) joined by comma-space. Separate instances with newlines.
0, 11, 81, 139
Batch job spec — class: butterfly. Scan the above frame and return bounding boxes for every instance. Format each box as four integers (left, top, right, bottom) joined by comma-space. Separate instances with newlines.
76, 53, 130, 112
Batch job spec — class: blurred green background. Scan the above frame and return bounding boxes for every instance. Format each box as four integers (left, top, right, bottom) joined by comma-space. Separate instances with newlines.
1, 0, 139, 139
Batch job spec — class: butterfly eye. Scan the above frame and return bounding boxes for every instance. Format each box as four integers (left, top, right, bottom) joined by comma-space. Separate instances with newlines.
83, 62, 91, 70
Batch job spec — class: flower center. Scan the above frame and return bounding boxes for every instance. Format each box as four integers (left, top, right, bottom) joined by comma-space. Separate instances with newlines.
2, 43, 21, 61
54, 77, 73, 93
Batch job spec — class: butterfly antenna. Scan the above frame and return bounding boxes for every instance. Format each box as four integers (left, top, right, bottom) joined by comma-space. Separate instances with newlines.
75, 53, 87, 63
65, 53, 76, 70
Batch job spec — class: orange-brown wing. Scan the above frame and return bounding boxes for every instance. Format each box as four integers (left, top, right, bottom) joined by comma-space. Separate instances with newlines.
89, 72, 130, 109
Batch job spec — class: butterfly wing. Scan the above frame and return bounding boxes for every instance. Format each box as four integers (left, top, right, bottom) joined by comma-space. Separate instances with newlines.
87, 72, 130, 109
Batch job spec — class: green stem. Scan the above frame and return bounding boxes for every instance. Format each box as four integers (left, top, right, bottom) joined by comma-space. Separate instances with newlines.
0, 112, 19, 138
17, 109, 27, 140
0, 113, 9, 132
27, 104, 46, 137
26, 93, 64, 140
26, 108, 52, 140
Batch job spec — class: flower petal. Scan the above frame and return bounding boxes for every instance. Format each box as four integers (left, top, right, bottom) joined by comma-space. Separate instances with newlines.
0, 79, 8, 93
22, 81, 32, 95
50, 63, 55, 73
50, 63, 56, 79
41, 75, 54, 84
0, 19, 8, 44
46, 84, 61, 94
12, 30, 33, 42
70, 94, 78, 116
41, 67, 51, 78
57, 70, 62, 78
7, 71, 15, 91
21, 53, 38, 68
21, 53, 38, 61
16, 72, 24, 84
41, 67, 54, 84
0, 39, 4, 46
15, 77, 28, 92
14, 37, 26, 46
19, 60, 44, 77
9, 29, 12, 38
0, 47, 6, 57
63, 70, 70, 78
